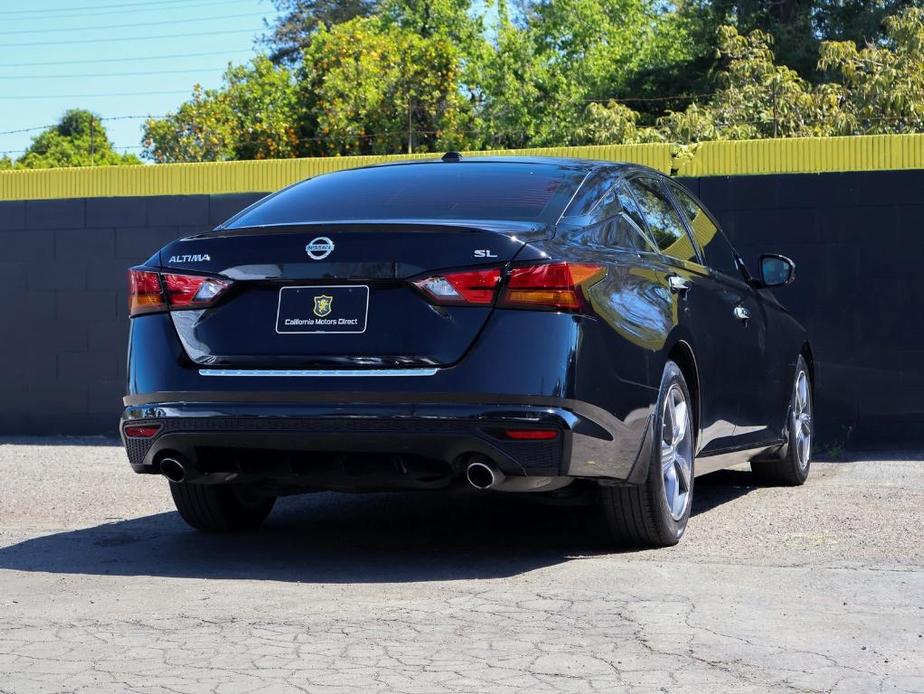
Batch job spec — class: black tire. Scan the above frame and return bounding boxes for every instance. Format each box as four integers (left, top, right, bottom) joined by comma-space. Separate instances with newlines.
169, 482, 276, 532
599, 360, 695, 548
751, 355, 813, 486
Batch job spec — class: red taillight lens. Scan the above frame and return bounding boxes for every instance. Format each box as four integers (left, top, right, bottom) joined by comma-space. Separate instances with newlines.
128, 268, 231, 317
128, 269, 165, 316
499, 262, 605, 311
123, 424, 161, 438
504, 429, 559, 440
413, 267, 502, 306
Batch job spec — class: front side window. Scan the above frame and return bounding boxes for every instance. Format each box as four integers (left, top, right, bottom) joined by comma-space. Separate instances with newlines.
628, 177, 698, 263
670, 183, 741, 279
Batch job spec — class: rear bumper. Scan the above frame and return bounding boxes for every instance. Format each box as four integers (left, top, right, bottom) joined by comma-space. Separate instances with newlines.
120, 397, 652, 484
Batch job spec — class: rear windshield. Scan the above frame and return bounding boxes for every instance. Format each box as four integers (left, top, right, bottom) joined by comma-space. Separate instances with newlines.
225, 162, 587, 228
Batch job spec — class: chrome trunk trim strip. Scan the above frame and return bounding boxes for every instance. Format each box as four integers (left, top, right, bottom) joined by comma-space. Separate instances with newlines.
198, 368, 439, 378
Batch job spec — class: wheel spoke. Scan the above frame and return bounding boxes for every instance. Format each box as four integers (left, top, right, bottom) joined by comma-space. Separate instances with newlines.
797, 373, 808, 411
672, 399, 688, 446
800, 415, 812, 437
661, 443, 675, 473
663, 463, 678, 513
675, 458, 691, 493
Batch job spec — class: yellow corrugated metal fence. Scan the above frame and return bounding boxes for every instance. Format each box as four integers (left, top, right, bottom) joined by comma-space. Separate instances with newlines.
1, 135, 923, 201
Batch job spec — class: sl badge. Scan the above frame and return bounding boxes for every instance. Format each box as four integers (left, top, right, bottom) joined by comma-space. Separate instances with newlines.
313, 294, 333, 318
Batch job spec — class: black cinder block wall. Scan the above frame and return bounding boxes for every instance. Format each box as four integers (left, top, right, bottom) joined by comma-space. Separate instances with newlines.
683, 170, 924, 446
0, 169, 921, 447
0, 193, 265, 435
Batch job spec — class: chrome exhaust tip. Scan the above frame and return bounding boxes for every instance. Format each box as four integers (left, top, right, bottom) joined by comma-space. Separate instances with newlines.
466, 460, 505, 490
160, 457, 187, 484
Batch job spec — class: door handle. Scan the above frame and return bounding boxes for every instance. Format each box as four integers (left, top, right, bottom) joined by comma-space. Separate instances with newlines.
668, 274, 691, 295
733, 305, 750, 324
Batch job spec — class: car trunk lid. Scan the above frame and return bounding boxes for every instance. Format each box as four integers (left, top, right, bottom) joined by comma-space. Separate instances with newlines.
158, 222, 539, 368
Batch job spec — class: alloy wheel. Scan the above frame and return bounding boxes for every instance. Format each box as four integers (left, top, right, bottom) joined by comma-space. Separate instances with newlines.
661, 384, 694, 520
792, 370, 812, 469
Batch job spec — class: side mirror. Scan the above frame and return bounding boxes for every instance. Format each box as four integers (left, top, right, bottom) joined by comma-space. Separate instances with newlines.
759, 254, 796, 287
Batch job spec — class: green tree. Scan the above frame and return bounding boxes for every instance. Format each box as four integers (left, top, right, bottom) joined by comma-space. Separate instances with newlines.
299, 17, 471, 154
144, 57, 300, 163
658, 26, 846, 143
473, 0, 698, 147
679, 0, 924, 81
13, 110, 139, 169
262, 0, 380, 65
575, 99, 664, 144
818, 7, 924, 134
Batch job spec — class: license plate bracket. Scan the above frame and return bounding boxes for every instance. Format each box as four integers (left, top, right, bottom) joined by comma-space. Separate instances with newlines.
275, 285, 369, 334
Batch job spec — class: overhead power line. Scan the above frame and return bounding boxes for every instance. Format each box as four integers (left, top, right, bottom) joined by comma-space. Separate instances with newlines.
0, 11, 268, 35
0, 67, 230, 80
0, 115, 166, 137
0, 90, 189, 100
0, 0, 238, 15
0, 0, 258, 23
0, 49, 254, 68
4, 27, 256, 48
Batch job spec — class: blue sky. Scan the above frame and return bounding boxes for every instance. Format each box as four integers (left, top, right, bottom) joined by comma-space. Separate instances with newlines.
0, 0, 276, 160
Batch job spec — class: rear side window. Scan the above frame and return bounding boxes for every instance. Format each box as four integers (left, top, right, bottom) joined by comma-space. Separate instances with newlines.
602, 217, 655, 252
226, 163, 588, 227
670, 183, 741, 279
617, 185, 647, 232
628, 177, 698, 263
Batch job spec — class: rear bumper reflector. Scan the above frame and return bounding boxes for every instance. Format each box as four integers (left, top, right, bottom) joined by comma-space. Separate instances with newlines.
198, 368, 439, 378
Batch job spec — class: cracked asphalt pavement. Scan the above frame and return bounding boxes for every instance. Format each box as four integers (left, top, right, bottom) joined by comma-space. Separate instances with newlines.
0, 439, 922, 693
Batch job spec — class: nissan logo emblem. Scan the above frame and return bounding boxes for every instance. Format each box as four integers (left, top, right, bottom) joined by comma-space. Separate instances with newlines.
305, 237, 334, 260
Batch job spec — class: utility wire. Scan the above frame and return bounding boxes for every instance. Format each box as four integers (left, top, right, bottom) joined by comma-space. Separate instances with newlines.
0, 49, 254, 68
0, 0, 257, 22
0, 11, 268, 35
4, 27, 256, 48
0, 67, 230, 80
0, 115, 166, 137
0, 90, 189, 99
0, 0, 245, 15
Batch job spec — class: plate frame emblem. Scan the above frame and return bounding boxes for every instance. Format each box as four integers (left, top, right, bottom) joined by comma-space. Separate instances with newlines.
313, 294, 333, 318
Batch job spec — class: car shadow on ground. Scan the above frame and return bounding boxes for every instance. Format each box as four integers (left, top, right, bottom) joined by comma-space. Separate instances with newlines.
0, 470, 758, 584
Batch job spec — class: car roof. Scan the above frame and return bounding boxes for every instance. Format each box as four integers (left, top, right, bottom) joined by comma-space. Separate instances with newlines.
351, 155, 663, 177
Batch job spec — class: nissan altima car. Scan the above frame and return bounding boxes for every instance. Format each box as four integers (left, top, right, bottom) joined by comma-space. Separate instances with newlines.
122, 155, 813, 547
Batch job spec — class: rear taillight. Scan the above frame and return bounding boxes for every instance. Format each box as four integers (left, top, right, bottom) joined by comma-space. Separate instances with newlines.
128, 270, 164, 316
128, 268, 231, 317
412, 267, 501, 306
162, 273, 232, 308
498, 262, 605, 311
412, 262, 605, 311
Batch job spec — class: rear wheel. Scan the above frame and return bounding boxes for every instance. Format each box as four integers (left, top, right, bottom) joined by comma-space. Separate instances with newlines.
169, 482, 276, 532
751, 355, 813, 485
600, 360, 695, 547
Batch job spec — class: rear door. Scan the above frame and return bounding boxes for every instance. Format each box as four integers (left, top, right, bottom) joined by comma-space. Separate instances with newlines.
158, 223, 532, 368
627, 175, 747, 453
667, 182, 776, 446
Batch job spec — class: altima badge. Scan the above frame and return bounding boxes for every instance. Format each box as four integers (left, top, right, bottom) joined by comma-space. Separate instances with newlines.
313, 294, 333, 317
305, 237, 335, 260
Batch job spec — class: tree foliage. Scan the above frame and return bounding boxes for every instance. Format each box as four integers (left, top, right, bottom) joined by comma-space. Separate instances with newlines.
143, 57, 300, 163
9, 110, 140, 169
137, 2, 924, 162
299, 18, 470, 155
818, 7, 924, 133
